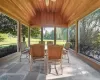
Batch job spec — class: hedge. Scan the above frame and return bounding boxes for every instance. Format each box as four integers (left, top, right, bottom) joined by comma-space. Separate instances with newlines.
0, 45, 17, 58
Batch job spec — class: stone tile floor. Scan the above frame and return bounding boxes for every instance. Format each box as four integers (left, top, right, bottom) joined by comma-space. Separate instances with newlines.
46, 50, 100, 80
0, 56, 46, 80
0, 50, 100, 80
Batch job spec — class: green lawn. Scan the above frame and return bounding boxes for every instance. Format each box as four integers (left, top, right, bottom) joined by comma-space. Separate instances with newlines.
0, 37, 66, 47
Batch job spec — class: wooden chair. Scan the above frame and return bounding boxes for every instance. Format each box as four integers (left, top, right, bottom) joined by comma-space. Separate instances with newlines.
47, 41, 53, 45
30, 44, 45, 72
63, 42, 71, 63
20, 42, 30, 62
47, 45, 63, 75
64, 42, 71, 50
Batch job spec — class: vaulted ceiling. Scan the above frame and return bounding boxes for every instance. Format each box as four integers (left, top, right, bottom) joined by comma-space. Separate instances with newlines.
0, 0, 100, 27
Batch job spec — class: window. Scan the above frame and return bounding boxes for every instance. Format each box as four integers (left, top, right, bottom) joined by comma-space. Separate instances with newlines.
78, 9, 100, 62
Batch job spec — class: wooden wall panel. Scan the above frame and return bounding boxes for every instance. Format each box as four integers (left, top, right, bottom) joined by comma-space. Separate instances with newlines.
29, 12, 65, 27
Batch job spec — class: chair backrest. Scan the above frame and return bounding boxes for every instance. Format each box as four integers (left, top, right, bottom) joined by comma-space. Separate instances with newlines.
47, 41, 53, 45
30, 44, 44, 58
39, 41, 45, 45
48, 45, 63, 60
21, 42, 27, 51
65, 42, 71, 50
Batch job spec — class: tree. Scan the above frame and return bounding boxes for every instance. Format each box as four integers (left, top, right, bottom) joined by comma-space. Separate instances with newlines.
0, 33, 7, 42
68, 25, 75, 49
31, 27, 40, 38
22, 25, 40, 38
49, 30, 54, 40
79, 9, 100, 55
56, 28, 67, 40
44, 30, 50, 39
0, 12, 17, 35
0, 13, 40, 38
56, 28, 62, 40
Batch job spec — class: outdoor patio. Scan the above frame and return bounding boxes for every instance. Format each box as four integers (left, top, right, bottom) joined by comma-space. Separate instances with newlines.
0, 50, 100, 80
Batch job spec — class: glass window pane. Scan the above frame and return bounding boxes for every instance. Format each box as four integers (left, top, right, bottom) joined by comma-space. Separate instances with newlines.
68, 25, 76, 49
56, 27, 67, 45
30, 27, 41, 44
78, 9, 100, 62
43, 27, 54, 45
0, 13, 17, 47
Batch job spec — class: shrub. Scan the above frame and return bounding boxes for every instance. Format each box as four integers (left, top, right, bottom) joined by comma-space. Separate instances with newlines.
0, 45, 17, 58
0, 33, 8, 42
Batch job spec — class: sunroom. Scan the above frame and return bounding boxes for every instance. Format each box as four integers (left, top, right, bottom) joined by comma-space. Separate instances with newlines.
0, 0, 100, 80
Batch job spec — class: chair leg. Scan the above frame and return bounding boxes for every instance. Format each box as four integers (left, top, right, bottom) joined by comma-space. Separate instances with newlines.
66, 53, 69, 63
46, 57, 49, 74
29, 54, 30, 63
44, 59, 47, 74
64, 50, 69, 63
20, 53, 22, 62
30, 58, 33, 71
49, 63, 51, 74
55, 62, 58, 75
60, 61, 63, 74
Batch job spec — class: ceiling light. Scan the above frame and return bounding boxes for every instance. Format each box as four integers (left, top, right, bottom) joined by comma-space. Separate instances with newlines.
51, 0, 56, 2
45, 0, 49, 6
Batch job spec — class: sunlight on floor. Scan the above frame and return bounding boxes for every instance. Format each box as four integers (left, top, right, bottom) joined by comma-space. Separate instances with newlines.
46, 65, 76, 80
46, 65, 90, 80
46, 55, 90, 80
46, 74, 74, 80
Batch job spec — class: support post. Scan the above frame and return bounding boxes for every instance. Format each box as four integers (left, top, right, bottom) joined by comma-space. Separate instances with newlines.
54, 27, 56, 45
67, 28, 69, 42
28, 27, 30, 47
17, 21, 21, 52
75, 21, 78, 54
41, 27, 43, 43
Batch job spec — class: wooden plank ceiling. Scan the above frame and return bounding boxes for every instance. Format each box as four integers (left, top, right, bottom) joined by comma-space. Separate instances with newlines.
0, 0, 100, 27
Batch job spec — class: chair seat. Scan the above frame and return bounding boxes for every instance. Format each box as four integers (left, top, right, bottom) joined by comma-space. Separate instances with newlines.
63, 48, 68, 55
32, 57, 45, 61
22, 49, 29, 54
63, 48, 68, 51
32, 56, 44, 59
25, 47, 30, 50
21, 47, 30, 53
48, 59, 62, 64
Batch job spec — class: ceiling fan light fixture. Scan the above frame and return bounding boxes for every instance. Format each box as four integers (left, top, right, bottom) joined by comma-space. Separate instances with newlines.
45, 0, 49, 6
51, 0, 56, 2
